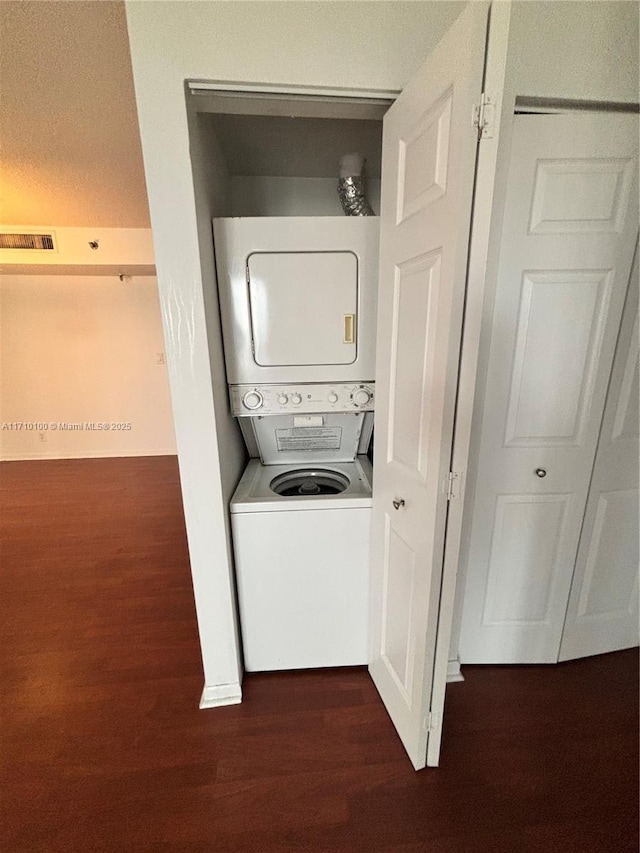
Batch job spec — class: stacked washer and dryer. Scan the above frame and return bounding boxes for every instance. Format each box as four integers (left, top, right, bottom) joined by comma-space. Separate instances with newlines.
214, 216, 379, 672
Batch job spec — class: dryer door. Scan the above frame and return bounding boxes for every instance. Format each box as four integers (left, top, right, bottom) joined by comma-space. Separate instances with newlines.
248, 251, 358, 366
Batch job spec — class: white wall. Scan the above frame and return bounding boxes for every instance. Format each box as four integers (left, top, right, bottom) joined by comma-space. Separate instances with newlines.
184, 106, 246, 703
449, 0, 640, 665
509, 1, 638, 103
230, 176, 381, 217
0, 226, 155, 270
0, 273, 176, 460
125, 0, 465, 700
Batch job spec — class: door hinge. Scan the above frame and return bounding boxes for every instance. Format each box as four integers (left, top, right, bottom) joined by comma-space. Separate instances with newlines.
472, 92, 497, 141
446, 471, 460, 502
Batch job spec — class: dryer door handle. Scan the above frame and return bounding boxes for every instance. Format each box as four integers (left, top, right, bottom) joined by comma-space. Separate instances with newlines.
343, 314, 356, 344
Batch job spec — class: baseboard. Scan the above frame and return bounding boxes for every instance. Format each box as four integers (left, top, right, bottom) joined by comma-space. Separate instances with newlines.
446, 657, 465, 683
200, 682, 243, 709
0, 449, 176, 461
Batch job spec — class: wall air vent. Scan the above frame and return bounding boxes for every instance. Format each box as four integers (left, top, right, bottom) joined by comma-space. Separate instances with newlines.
0, 233, 56, 250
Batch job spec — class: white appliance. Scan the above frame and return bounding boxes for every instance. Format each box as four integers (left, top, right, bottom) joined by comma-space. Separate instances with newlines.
215, 215, 379, 672
230, 382, 374, 460
230, 457, 372, 671
214, 216, 379, 385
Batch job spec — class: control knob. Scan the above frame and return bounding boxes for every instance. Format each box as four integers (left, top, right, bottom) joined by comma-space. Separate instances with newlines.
242, 390, 264, 410
353, 388, 372, 407
291, 393, 302, 405
328, 392, 339, 404
277, 394, 289, 405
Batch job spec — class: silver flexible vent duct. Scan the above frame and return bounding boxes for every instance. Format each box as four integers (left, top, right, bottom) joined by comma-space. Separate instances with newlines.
337, 153, 374, 216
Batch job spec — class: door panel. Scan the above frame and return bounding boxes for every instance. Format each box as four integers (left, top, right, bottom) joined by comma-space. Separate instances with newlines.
382, 521, 417, 697
576, 490, 638, 616
389, 252, 440, 475
369, 2, 488, 769
560, 249, 639, 660
459, 113, 639, 664
612, 314, 639, 441
528, 158, 634, 235
483, 494, 570, 625
505, 271, 612, 445
396, 92, 452, 222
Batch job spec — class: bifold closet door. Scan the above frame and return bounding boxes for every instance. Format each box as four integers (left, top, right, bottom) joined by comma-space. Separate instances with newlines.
459, 112, 639, 664
559, 246, 639, 661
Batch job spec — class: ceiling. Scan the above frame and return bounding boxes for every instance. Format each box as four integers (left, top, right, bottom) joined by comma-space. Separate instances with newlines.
1, 1, 388, 228
0, 1, 150, 228
0, 1, 460, 228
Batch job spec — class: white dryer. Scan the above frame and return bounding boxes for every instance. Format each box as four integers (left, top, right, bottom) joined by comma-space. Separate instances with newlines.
230, 456, 372, 672
214, 216, 379, 387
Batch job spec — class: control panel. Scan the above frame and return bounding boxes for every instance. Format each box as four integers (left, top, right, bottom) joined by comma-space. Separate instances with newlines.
230, 383, 375, 416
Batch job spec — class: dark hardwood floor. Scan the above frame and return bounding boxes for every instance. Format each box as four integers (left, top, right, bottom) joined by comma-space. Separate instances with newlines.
1, 457, 638, 852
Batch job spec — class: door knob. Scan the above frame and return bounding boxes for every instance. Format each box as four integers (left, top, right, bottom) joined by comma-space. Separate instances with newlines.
535, 468, 547, 478
392, 498, 405, 510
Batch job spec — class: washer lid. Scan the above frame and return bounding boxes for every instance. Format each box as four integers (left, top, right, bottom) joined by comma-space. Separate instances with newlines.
270, 468, 350, 496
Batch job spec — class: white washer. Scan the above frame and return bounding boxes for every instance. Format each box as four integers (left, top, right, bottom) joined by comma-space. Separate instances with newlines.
230, 457, 372, 672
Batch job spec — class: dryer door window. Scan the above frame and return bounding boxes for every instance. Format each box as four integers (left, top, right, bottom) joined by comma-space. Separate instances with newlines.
248, 251, 358, 366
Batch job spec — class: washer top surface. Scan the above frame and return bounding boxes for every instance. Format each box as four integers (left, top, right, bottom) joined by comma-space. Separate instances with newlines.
230, 456, 373, 513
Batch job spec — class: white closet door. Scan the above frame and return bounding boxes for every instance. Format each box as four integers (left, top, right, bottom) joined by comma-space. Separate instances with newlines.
459, 113, 639, 664
559, 246, 639, 661
369, 2, 488, 770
